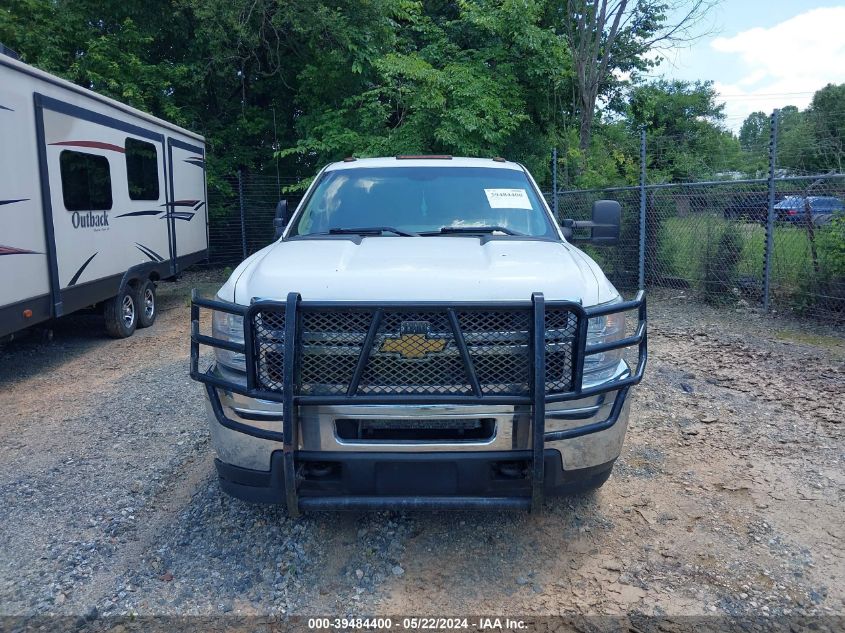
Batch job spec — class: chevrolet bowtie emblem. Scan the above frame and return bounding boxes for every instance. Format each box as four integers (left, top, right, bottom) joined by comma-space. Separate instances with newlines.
379, 321, 447, 359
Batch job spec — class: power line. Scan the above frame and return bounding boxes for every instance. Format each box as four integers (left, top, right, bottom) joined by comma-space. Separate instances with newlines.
715, 91, 817, 98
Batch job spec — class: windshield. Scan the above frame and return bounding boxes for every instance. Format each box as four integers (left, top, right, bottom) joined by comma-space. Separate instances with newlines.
289, 166, 558, 238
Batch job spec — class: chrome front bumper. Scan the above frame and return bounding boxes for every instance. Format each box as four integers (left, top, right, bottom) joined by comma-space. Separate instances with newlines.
204, 364, 631, 473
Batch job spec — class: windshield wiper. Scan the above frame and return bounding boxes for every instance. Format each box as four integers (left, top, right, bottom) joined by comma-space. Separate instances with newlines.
326, 226, 418, 237
420, 226, 523, 236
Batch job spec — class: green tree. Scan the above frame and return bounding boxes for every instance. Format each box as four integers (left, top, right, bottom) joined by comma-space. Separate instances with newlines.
278, 0, 571, 181
556, 0, 716, 154
739, 111, 768, 152
628, 79, 741, 181
0, 0, 205, 159
777, 106, 812, 173
737, 111, 769, 175
0, 0, 197, 116
806, 83, 845, 173
0, 0, 746, 192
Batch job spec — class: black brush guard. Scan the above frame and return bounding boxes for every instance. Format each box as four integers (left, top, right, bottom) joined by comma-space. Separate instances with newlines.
190, 291, 647, 515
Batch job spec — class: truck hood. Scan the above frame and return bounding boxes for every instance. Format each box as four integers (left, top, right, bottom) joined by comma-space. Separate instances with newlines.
221, 237, 618, 306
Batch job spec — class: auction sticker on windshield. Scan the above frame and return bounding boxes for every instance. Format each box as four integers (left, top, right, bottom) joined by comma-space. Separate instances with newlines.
484, 188, 532, 209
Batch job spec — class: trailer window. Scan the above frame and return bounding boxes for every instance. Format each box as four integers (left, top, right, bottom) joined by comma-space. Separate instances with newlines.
59, 151, 113, 211
125, 138, 160, 200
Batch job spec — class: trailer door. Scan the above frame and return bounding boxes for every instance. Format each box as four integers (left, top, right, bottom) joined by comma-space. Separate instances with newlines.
166, 138, 207, 274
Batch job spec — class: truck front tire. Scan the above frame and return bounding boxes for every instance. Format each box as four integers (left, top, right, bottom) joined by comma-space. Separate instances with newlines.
104, 287, 138, 338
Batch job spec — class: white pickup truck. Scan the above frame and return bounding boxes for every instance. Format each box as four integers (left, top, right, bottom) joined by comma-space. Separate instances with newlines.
190, 156, 647, 515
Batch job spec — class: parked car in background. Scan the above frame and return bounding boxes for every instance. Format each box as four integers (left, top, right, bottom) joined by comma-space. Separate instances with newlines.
774, 196, 844, 227
722, 192, 771, 223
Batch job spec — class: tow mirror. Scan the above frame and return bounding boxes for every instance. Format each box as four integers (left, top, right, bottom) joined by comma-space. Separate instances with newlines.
273, 199, 289, 240
561, 199, 621, 246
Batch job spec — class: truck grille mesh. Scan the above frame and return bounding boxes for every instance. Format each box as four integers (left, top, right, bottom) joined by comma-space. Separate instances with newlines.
253, 308, 286, 391
251, 306, 578, 396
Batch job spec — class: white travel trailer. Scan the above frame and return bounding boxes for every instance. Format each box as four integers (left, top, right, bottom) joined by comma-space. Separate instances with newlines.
0, 48, 208, 340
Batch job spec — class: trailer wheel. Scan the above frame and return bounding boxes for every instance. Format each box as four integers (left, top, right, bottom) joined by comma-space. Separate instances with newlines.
136, 279, 157, 328
104, 288, 138, 338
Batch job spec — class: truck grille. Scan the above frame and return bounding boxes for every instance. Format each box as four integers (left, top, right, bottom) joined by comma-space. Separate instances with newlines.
252, 306, 577, 397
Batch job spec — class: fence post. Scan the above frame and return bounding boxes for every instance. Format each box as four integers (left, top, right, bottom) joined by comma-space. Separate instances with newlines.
762, 110, 779, 312
638, 127, 647, 290
551, 147, 559, 217
238, 168, 247, 260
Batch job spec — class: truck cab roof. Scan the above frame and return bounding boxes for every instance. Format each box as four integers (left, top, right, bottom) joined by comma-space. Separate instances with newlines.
324, 156, 524, 172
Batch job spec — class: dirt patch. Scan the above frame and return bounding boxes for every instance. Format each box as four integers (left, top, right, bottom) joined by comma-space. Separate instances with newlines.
360, 294, 844, 617
0, 273, 842, 622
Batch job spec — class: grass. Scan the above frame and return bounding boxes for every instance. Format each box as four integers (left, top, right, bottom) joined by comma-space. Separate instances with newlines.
774, 330, 845, 350
656, 214, 827, 296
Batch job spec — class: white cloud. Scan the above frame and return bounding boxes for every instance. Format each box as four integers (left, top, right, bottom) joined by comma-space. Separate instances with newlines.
709, 7, 845, 130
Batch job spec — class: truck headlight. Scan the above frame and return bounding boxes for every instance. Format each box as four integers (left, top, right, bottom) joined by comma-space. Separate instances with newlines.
212, 307, 246, 372
583, 299, 626, 385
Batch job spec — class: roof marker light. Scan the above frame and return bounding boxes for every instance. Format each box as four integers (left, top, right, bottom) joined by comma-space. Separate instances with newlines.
395, 155, 453, 160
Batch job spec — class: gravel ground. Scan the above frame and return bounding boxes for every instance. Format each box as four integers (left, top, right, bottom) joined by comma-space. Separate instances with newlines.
0, 272, 842, 626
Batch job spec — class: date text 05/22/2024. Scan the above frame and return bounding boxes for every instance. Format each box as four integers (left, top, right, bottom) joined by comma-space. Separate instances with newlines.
307, 618, 529, 630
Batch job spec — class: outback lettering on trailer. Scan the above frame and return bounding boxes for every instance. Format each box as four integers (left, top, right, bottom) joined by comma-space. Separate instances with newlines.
71, 210, 109, 230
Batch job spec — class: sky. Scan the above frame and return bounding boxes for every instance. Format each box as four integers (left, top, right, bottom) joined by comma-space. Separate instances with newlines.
650, 0, 845, 132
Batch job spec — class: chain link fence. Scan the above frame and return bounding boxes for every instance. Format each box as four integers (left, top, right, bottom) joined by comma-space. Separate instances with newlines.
202, 117, 843, 321
552, 107, 845, 321
206, 171, 303, 265
558, 180, 845, 321
556, 175, 845, 319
